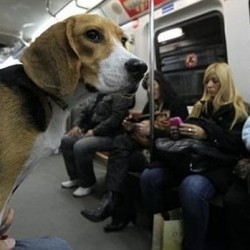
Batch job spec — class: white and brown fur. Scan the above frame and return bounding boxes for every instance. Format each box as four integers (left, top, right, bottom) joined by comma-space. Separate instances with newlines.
0, 14, 146, 226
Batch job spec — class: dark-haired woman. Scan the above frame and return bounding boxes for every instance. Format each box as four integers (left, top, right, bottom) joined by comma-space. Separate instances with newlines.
81, 70, 189, 231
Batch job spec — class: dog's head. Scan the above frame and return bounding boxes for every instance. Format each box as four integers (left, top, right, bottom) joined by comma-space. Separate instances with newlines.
21, 14, 147, 99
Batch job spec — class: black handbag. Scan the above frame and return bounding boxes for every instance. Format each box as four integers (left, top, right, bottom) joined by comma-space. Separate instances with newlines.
155, 138, 237, 172
234, 158, 250, 196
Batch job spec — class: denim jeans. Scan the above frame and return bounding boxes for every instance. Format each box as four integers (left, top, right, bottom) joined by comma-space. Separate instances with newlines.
141, 168, 216, 250
61, 134, 114, 187
180, 174, 216, 250
14, 237, 72, 250
140, 167, 181, 214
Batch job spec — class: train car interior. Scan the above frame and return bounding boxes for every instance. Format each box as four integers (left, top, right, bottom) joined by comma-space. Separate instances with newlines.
1, 0, 250, 250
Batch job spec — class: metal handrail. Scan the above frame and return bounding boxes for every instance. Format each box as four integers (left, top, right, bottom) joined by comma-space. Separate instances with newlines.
148, 0, 155, 161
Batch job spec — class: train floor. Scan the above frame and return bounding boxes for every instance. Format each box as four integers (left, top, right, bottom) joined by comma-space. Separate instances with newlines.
8, 153, 152, 250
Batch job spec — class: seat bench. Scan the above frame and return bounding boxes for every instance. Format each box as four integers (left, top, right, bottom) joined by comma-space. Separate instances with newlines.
94, 151, 109, 165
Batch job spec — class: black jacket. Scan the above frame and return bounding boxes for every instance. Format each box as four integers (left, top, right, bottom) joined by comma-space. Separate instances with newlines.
186, 101, 248, 192
74, 94, 130, 137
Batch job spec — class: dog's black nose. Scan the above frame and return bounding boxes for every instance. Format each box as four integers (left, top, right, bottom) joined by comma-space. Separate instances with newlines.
125, 58, 148, 80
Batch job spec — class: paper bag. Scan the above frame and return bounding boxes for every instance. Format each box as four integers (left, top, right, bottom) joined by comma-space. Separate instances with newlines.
152, 214, 183, 250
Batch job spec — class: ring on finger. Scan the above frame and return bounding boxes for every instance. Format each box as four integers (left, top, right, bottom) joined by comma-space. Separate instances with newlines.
188, 128, 192, 132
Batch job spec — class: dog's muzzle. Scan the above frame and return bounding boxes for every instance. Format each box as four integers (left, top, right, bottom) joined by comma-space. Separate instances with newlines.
125, 58, 148, 81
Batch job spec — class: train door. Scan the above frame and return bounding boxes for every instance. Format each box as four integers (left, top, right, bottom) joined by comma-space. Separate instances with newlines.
155, 11, 227, 106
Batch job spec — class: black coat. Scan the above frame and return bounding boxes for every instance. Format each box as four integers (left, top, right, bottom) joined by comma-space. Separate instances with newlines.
74, 94, 130, 137
186, 101, 247, 193
155, 101, 248, 192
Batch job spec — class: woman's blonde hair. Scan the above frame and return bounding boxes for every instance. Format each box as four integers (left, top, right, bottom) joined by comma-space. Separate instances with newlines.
190, 62, 248, 128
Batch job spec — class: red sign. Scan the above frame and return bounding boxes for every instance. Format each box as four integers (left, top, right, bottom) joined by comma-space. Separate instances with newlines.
185, 53, 198, 68
120, 0, 169, 19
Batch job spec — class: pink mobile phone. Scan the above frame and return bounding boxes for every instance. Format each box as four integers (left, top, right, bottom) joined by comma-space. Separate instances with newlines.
170, 117, 183, 126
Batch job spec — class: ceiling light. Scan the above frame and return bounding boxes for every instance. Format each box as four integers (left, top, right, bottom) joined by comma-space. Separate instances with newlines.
157, 27, 184, 43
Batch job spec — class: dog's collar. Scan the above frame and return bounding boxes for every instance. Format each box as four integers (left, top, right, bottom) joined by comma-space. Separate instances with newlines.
46, 93, 68, 110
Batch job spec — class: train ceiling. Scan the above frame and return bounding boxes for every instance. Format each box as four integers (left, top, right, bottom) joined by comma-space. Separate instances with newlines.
0, 0, 173, 65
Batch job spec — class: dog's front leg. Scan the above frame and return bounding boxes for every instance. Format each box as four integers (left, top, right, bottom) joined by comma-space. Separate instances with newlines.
0, 87, 38, 226
0, 129, 36, 226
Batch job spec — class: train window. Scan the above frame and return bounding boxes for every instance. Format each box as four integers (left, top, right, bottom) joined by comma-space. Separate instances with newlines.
155, 12, 227, 105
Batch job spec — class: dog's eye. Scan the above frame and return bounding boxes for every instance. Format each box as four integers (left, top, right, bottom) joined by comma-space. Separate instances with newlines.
85, 29, 103, 43
121, 37, 128, 48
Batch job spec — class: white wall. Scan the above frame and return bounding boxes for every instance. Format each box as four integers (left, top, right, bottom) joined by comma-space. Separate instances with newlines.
223, 0, 250, 102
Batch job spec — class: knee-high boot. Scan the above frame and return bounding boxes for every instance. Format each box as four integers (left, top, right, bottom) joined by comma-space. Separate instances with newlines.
103, 191, 136, 232
81, 191, 118, 222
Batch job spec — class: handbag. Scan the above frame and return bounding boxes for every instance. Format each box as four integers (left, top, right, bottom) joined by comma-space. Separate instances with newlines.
155, 138, 237, 172
234, 158, 250, 195
234, 158, 250, 179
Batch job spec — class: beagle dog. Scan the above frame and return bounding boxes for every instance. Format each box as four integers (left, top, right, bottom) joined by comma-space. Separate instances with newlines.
0, 14, 147, 227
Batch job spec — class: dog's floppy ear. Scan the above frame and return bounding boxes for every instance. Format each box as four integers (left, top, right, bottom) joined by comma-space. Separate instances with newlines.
21, 21, 81, 97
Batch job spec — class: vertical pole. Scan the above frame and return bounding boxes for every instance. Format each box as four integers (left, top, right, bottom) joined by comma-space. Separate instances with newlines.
148, 0, 155, 161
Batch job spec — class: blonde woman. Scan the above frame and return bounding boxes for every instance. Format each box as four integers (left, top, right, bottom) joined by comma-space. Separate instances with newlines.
141, 62, 249, 250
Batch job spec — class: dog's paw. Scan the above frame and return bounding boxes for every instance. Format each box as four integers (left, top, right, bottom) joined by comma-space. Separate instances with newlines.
0, 207, 15, 236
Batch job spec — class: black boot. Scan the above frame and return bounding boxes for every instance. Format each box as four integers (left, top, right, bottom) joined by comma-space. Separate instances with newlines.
103, 213, 136, 232
80, 191, 115, 222
104, 192, 136, 232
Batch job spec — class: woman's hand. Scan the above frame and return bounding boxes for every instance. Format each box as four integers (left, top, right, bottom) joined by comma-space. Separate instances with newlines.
136, 120, 150, 136
179, 123, 207, 139
155, 115, 170, 131
122, 118, 137, 132
131, 121, 150, 146
135, 118, 171, 136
